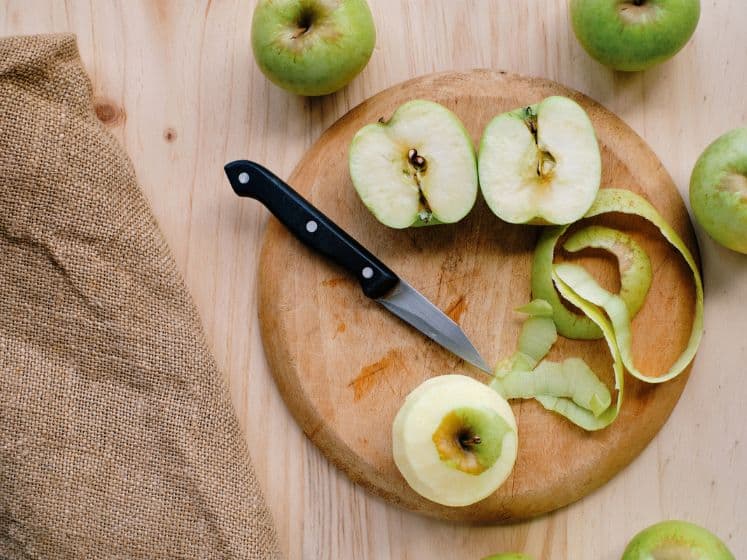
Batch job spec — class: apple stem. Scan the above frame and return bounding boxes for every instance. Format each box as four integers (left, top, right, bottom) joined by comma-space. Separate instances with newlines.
633, 0, 644, 5
407, 148, 431, 219
524, 107, 538, 137
292, 7, 315, 38
460, 434, 482, 447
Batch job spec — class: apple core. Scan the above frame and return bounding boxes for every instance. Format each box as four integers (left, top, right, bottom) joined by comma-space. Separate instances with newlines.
432, 407, 510, 475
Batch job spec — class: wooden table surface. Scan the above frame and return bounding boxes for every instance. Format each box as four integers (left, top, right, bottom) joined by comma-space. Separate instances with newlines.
3, 1, 745, 558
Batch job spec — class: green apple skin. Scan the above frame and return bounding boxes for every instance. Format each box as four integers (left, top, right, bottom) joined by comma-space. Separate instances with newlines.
570, 0, 700, 71
621, 521, 734, 560
690, 128, 747, 254
251, 0, 376, 96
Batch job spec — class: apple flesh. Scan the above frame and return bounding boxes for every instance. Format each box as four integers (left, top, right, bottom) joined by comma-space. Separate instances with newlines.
392, 375, 518, 507
622, 520, 734, 559
349, 100, 478, 228
251, 0, 376, 96
570, 0, 700, 71
478, 96, 601, 225
689, 127, 747, 254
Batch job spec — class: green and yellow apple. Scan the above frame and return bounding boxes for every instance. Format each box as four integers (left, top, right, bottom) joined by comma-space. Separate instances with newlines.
690, 127, 747, 254
349, 100, 478, 228
570, 0, 700, 71
478, 96, 601, 225
622, 520, 734, 559
251, 0, 376, 96
392, 374, 518, 507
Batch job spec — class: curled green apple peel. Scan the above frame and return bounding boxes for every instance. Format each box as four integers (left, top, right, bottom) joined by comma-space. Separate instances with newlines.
494, 189, 703, 430
564, 189, 704, 384
563, 225, 652, 318
515, 299, 556, 364
491, 298, 622, 431
533, 189, 702, 345
532, 224, 653, 340
547, 277, 625, 430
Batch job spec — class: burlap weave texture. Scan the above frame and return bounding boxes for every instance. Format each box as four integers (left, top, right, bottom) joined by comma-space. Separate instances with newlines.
0, 34, 281, 560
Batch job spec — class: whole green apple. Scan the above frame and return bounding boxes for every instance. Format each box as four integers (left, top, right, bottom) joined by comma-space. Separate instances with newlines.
251, 0, 375, 96
621, 520, 734, 559
570, 0, 700, 71
690, 128, 747, 254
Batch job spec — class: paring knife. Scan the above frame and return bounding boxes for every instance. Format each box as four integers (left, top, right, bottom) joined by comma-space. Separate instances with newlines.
225, 160, 492, 374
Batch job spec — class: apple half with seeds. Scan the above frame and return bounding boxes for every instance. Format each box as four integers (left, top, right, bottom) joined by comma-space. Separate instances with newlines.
478, 96, 601, 225
392, 374, 518, 507
349, 100, 478, 228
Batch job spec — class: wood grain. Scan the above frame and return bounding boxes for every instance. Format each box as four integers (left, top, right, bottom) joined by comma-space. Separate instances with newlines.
259, 70, 697, 522
2, 1, 745, 558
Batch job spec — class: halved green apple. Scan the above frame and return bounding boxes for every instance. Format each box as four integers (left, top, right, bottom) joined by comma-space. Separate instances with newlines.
478, 96, 601, 224
392, 374, 518, 507
349, 100, 478, 228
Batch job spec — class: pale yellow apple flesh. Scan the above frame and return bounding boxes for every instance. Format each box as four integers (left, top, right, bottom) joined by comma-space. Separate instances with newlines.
392, 375, 517, 507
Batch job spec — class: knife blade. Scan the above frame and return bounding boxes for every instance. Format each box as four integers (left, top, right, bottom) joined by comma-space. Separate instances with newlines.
225, 160, 492, 375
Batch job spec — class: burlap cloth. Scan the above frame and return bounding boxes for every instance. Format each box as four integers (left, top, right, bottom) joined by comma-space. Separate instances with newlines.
0, 34, 281, 559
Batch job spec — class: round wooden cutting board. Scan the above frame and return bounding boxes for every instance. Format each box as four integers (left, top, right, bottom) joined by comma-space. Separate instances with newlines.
257, 70, 699, 522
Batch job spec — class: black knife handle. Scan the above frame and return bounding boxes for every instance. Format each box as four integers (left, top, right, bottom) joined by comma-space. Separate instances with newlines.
225, 160, 399, 299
